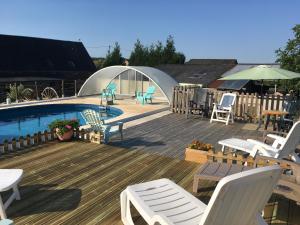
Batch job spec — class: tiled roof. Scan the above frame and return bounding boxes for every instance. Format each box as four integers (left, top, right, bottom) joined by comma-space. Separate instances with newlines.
156, 61, 236, 85
0, 34, 96, 81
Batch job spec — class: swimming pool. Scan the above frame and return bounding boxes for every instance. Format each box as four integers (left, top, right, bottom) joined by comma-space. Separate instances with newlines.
0, 104, 122, 142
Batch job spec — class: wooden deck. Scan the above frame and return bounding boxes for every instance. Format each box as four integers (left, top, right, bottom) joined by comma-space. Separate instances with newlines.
112, 113, 262, 159
0, 113, 299, 224
1, 141, 201, 224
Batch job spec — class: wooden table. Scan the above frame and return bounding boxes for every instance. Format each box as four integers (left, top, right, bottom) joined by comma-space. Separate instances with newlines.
193, 162, 300, 203
193, 162, 251, 193
262, 110, 288, 131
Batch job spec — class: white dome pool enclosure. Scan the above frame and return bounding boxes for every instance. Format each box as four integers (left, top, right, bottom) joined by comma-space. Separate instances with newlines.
78, 66, 178, 104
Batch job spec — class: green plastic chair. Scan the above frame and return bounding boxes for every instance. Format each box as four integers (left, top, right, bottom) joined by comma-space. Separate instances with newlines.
136, 86, 156, 105
102, 83, 117, 100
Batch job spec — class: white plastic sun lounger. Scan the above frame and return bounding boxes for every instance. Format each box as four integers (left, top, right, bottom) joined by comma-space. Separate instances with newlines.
0, 169, 23, 219
219, 121, 300, 160
218, 138, 274, 157
120, 165, 281, 225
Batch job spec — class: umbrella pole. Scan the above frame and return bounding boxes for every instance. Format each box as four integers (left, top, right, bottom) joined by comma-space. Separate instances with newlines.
257, 80, 263, 130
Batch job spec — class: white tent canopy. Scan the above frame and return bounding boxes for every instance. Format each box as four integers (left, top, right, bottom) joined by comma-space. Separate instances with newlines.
78, 66, 178, 103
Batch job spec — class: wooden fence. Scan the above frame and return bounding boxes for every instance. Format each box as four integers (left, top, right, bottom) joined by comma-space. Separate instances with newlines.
196, 149, 295, 169
171, 85, 299, 122
0, 129, 102, 154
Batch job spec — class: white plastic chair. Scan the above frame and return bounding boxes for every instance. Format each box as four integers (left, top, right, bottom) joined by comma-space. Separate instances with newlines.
219, 121, 300, 160
210, 93, 236, 125
0, 219, 14, 225
0, 169, 23, 219
120, 165, 281, 225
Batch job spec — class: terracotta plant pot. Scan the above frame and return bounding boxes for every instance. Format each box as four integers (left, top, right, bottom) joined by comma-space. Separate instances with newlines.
56, 129, 74, 141
185, 148, 209, 164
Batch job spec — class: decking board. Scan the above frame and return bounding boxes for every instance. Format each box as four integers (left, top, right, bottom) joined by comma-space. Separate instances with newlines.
0, 113, 298, 224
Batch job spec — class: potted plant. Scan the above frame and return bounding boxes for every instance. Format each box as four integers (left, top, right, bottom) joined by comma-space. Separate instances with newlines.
185, 140, 214, 163
48, 119, 79, 141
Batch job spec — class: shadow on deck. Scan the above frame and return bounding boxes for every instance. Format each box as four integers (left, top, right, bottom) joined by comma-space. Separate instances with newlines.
0, 113, 298, 224
112, 113, 263, 159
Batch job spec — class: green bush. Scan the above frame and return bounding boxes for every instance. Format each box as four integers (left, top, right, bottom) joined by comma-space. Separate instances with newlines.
7, 84, 34, 102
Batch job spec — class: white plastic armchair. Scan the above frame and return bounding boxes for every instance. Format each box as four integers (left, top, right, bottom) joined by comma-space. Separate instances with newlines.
219, 121, 300, 161
120, 165, 281, 225
210, 93, 236, 125
247, 121, 300, 159
0, 169, 23, 219
265, 134, 286, 148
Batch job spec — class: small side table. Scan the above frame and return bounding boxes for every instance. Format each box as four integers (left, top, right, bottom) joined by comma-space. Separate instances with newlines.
193, 162, 300, 203
193, 162, 250, 193
262, 110, 288, 131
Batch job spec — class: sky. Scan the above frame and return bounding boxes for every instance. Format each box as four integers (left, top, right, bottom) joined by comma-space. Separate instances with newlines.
0, 0, 299, 63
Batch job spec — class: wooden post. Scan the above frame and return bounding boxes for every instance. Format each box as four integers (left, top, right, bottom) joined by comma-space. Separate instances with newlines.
18, 136, 23, 149
30, 134, 35, 145
74, 128, 79, 139
61, 80, 64, 98
12, 138, 16, 150
44, 130, 48, 142
25, 135, 30, 147
254, 93, 258, 123
8, 141, 13, 151
3, 139, 8, 152
35, 81, 39, 100
52, 130, 57, 139
171, 87, 175, 112
15, 83, 18, 103
74, 80, 77, 97
37, 132, 42, 143
185, 88, 189, 118
0, 144, 4, 154
83, 130, 89, 141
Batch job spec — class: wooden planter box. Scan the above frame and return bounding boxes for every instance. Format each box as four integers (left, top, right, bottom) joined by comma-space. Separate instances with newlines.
185, 148, 209, 164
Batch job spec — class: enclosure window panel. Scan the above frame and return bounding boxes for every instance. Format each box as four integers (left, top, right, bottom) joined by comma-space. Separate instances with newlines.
111, 77, 120, 94
128, 70, 136, 95
136, 72, 143, 94
149, 80, 163, 97
120, 71, 129, 95
142, 76, 150, 93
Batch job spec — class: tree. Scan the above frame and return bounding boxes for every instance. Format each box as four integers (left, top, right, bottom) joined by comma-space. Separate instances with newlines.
102, 42, 123, 68
129, 39, 149, 66
162, 35, 176, 63
276, 25, 300, 92
276, 25, 300, 72
129, 36, 185, 66
148, 41, 163, 66
92, 57, 105, 70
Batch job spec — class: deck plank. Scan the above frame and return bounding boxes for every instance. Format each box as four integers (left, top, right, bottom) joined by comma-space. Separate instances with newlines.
0, 113, 298, 224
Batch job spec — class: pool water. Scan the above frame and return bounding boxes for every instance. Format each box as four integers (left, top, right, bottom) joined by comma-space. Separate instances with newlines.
0, 104, 122, 142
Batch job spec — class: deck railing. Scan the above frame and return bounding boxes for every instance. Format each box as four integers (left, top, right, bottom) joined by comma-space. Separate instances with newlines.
0, 79, 85, 103
171, 85, 299, 122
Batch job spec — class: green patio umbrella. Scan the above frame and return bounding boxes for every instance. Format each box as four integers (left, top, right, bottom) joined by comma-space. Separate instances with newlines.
218, 65, 300, 128
219, 65, 300, 81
